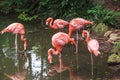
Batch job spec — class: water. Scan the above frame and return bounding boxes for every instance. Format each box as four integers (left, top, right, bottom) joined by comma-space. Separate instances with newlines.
0, 15, 120, 80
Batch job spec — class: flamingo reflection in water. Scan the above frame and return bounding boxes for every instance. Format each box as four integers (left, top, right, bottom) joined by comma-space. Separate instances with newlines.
4, 52, 28, 80
48, 32, 76, 64
48, 61, 90, 80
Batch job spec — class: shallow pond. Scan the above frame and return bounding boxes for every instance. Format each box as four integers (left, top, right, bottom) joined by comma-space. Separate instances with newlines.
0, 15, 119, 80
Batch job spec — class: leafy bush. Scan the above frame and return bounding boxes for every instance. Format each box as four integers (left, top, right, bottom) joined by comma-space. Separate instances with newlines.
0, 0, 92, 21
87, 4, 120, 28
18, 12, 38, 21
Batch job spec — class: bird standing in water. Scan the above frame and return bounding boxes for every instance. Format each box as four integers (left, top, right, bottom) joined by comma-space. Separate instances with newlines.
46, 17, 69, 30
48, 32, 76, 64
69, 18, 93, 53
1, 23, 27, 52
82, 30, 100, 77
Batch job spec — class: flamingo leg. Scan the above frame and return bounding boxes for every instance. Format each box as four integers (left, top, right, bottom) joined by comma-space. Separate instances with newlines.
59, 53, 62, 80
15, 34, 19, 66
59, 53, 62, 69
15, 34, 18, 53
75, 30, 79, 54
91, 53, 94, 79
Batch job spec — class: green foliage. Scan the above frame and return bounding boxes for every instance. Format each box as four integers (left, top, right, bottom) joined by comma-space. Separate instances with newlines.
87, 4, 120, 27
88, 4, 120, 28
18, 12, 38, 21
107, 53, 120, 63
0, 0, 92, 21
111, 42, 120, 57
114, 42, 120, 50
0, 0, 119, 25
0, 0, 14, 13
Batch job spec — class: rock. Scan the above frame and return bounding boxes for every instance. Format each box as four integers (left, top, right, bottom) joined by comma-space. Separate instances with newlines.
92, 23, 108, 35
104, 29, 120, 43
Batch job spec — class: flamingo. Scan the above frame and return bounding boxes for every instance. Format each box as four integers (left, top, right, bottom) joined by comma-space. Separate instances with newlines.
1, 23, 27, 51
68, 18, 93, 53
69, 18, 93, 37
48, 32, 76, 64
46, 17, 69, 29
82, 30, 100, 78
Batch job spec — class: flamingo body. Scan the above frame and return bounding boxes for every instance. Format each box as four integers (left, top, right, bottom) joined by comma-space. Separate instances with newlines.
1, 23, 27, 50
1, 23, 25, 34
88, 39, 100, 56
82, 30, 100, 56
48, 32, 76, 63
69, 18, 93, 37
46, 17, 69, 29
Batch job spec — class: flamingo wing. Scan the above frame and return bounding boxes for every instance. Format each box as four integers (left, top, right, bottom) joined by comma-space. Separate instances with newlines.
69, 18, 86, 30
88, 39, 99, 53
2, 23, 25, 34
52, 32, 69, 47
54, 19, 68, 29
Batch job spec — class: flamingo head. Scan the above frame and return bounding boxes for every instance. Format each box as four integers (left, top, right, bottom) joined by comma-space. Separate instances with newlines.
48, 54, 53, 64
82, 30, 90, 42
82, 30, 89, 38
48, 48, 56, 64
0, 31, 4, 34
0, 29, 7, 34
70, 38, 76, 46
46, 17, 53, 25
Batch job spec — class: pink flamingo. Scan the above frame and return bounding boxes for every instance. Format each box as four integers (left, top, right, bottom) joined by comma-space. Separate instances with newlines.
48, 32, 76, 64
82, 30, 100, 77
46, 17, 69, 29
69, 18, 93, 37
1, 23, 27, 51
68, 18, 94, 53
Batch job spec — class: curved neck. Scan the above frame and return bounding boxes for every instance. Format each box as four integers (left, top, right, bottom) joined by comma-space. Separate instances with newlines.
86, 34, 90, 43
48, 48, 55, 56
48, 48, 59, 55
49, 18, 54, 28
83, 31, 90, 43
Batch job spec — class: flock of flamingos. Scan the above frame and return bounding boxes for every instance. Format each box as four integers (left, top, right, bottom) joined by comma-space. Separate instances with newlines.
0, 17, 101, 79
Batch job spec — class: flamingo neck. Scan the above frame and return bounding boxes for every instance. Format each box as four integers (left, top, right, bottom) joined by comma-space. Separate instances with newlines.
49, 18, 55, 29
48, 48, 60, 63
48, 48, 59, 55
21, 34, 27, 50
86, 35, 90, 43
83, 31, 90, 43
68, 27, 74, 37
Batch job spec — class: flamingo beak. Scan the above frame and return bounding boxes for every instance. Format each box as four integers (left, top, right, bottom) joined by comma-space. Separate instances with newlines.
46, 21, 48, 25
48, 55, 53, 64
0, 31, 4, 34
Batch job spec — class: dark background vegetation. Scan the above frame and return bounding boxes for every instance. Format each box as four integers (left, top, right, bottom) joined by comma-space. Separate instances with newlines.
0, 0, 120, 28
